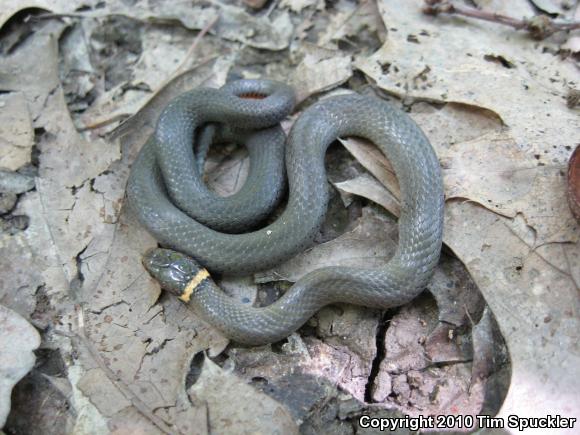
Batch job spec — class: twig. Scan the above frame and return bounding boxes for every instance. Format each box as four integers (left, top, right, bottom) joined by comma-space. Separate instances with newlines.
423, 0, 580, 40
93, 13, 219, 136
77, 14, 219, 133
323, 0, 368, 44
174, 14, 220, 77
265, 0, 280, 17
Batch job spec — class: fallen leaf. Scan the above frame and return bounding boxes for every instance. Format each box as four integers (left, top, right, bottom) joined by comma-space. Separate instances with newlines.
0, 19, 229, 432
0, 231, 43, 320
355, 0, 578, 232
444, 200, 580, 422
339, 138, 400, 199
318, 0, 387, 47
188, 357, 298, 435
0, 21, 120, 188
292, 50, 352, 103
334, 173, 400, 217
0, 304, 40, 427
255, 207, 398, 283
0, 92, 34, 170
0, 169, 34, 194
280, 0, 320, 13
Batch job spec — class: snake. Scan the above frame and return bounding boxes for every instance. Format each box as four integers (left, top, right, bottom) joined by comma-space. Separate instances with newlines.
126, 79, 444, 345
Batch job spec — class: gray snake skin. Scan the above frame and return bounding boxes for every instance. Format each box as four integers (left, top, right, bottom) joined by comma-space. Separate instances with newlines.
126, 79, 444, 345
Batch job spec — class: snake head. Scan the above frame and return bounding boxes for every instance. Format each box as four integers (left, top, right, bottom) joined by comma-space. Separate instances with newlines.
142, 248, 206, 299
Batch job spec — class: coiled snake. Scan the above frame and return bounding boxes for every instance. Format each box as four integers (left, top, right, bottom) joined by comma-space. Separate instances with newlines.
126, 79, 444, 345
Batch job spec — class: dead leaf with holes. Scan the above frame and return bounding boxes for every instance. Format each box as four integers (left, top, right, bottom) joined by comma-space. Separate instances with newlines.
1, 0, 292, 51
2, 0, 579, 432
347, 0, 580, 426
0, 19, 231, 434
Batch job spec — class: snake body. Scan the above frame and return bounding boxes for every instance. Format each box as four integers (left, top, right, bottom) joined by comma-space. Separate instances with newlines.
126, 79, 444, 345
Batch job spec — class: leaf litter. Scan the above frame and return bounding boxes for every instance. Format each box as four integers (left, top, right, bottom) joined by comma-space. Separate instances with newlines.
0, 0, 579, 433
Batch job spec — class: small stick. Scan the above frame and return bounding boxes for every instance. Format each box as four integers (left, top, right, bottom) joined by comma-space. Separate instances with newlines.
423, 0, 580, 40
174, 14, 220, 77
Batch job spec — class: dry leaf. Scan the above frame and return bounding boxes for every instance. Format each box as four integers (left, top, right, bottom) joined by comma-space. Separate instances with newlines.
0, 93, 34, 170
334, 174, 400, 217
0, 19, 229, 432
255, 208, 398, 283
355, 0, 578, 161
0, 304, 40, 427
343, 0, 580, 423
318, 0, 387, 47
292, 50, 352, 103
188, 358, 298, 435
339, 138, 400, 199
281, 0, 320, 13
2, 0, 578, 430
1, 22, 120, 188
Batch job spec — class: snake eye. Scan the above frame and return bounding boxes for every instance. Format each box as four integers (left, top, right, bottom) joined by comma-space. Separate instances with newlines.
142, 248, 175, 274
150, 254, 171, 268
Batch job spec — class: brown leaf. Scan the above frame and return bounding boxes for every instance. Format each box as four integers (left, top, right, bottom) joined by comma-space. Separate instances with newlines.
339, 138, 400, 199
0, 304, 41, 427
255, 207, 398, 283
292, 50, 352, 103
334, 174, 400, 217
188, 358, 298, 435
0, 93, 34, 170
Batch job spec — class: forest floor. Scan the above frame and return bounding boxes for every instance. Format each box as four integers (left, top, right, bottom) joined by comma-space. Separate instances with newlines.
0, 0, 579, 434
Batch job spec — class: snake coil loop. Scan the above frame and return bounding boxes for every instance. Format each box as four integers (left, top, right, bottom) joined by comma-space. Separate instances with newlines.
126, 79, 444, 345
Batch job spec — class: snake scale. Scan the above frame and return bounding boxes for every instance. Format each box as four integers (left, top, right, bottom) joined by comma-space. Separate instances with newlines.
126, 79, 444, 345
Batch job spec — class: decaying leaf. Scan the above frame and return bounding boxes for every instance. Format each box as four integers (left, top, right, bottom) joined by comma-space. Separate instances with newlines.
0, 304, 41, 427
334, 173, 400, 217
255, 207, 398, 283
2, 0, 578, 431
0, 17, 229, 432
0, 231, 42, 320
188, 357, 298, 434
1, 0, 293, 51
292, 50, 352, 103
318, 0, 387, 47
1, 23, 120, 188
0, 92, 34, 170
77, 19, 233, 134
281, 0, 321, 13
